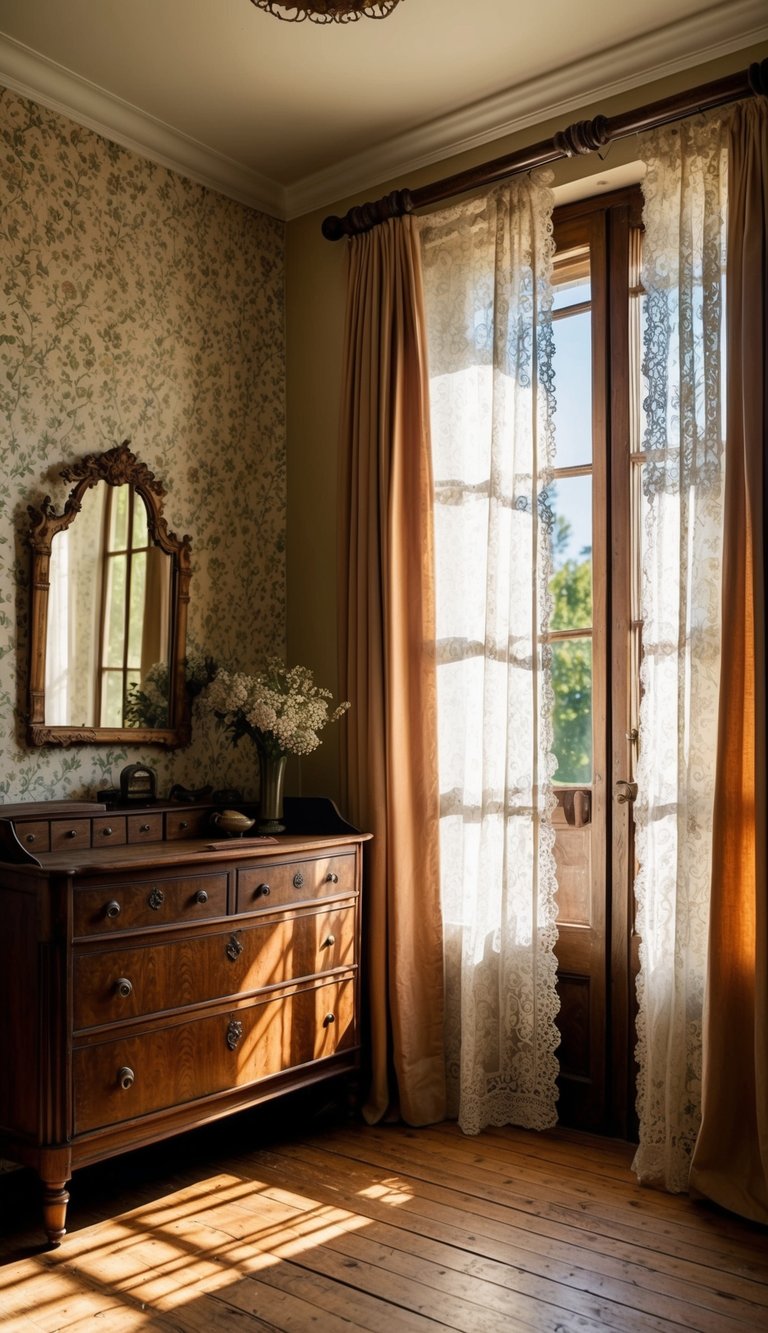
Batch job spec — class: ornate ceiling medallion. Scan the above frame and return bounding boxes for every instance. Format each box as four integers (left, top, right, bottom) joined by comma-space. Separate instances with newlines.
250, 0, 404, 22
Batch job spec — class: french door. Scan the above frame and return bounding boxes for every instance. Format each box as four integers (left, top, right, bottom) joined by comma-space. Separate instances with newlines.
549, 188, 644, 1137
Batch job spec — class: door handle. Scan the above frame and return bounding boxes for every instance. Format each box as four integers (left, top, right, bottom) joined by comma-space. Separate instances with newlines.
615, 780, 638, 804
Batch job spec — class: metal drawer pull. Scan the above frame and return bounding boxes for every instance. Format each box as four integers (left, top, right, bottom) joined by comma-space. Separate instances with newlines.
148, 887, 165, 910
140, 823, 151, 834
323, 1012, 336, 1027
254, 883, 271, 898
179, 820, 189, 830
117, 1066, 135, 1091
293, 871, 304, 888
195, 889, 209, 904
101, 826, 114, 837
226, 1020, 243, 1050
322, 934, 336, 948
106, 900, 121, 920
115, 977, 133, 999
226, 934, 244, 961
326, 872, 339, 884
25, 833, 36, 844
65, 829, 77, 839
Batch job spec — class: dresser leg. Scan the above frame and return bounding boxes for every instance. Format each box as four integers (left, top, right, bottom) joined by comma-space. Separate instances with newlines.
41, 1179, 70, 1247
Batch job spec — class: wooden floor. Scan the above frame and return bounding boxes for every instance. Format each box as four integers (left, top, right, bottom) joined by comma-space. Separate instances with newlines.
0, 1102, 766, 1332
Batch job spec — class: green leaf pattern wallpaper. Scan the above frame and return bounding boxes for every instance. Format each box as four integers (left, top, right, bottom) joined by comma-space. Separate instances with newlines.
0, 87, 286, 804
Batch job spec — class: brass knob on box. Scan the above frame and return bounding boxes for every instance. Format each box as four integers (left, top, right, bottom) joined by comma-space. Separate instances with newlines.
255, 883, 271, 898
106, 900, 121, 920
115, 977, 133, 999
117, 1066, 135, 1091
323, 934, 336, 948
195, 889, 208, 904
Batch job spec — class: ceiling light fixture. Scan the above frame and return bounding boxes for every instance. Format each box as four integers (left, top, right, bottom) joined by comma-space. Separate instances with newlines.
250, 0, 404, 21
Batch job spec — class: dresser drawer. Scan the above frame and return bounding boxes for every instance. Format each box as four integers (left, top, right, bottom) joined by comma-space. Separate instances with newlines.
50, 820, 91, 851
165, 808, 210, 840
73, 977, 356, 1133
236, 852, 357, 913
73, 904, 357, 1029
92, 817, 127, 847
127, 813, 163, 843
73, 872, 228, 937
15, 821, 50, 853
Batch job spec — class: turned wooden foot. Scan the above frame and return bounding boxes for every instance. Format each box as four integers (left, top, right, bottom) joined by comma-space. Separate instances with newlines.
42, 1179, 70, 1247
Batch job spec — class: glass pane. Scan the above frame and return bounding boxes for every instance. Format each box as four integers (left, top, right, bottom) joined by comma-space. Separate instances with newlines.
108, 485, 129, 552
101, 670, 124, 728
132, 494, 149, 547
552, 310, 592, 468
551, 637, 593, 785
104, 554, 126, 666
549, 475, 592, 631
552, 246, 591, 312
127, 551, 147, 665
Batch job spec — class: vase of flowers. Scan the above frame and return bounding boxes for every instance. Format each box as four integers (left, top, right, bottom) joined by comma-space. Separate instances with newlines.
201, 658, 350, 834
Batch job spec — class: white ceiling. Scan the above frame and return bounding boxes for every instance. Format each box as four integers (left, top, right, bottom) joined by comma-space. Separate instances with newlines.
0, 0, 765, 219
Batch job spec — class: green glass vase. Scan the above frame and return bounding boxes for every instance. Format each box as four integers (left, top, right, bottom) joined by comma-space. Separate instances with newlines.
257, 750, 287, 834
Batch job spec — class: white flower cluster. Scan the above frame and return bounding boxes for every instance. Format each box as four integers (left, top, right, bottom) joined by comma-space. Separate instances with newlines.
202, 659, 350, 757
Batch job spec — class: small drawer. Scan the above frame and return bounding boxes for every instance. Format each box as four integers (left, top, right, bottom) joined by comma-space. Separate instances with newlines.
165, 808, 210, 840
236, 852, 356, 913
50, 819, 91, 851
127, 813, 163, 843
73, 872, 228, 937
92, 817, 127, 847
15, 821, 50, 853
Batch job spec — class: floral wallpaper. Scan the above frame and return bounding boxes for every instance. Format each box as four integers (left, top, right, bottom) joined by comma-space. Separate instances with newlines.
0, 86, 286, 803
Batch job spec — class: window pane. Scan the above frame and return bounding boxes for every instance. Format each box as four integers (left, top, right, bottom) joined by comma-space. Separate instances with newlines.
552, 245, 591, 311
549, 475, 592, 631
104, 554, 126, 666
108, 485, 129, 551
101, 670, 124, 728
552, 310, 592, 467
127, 551, 147, 665
132, 495, 149, 547
551, 637, 593, 784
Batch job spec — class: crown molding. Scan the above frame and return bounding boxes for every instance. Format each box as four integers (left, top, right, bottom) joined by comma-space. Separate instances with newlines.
0, 32, 286, 218
285, 0, 768, 218
0, 1, 765, 223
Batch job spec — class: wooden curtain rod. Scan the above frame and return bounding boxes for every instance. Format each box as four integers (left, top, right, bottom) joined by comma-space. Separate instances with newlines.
322, 59, 768, 240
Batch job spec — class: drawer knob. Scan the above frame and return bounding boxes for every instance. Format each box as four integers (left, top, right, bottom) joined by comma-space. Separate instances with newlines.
25, 833, 36, 844
115, 977, 133, 999
148, 887, 165, 910
322, 933, 336, 948
326, 872, 339, 884
254, 883, 271, 898
101, 826, 114, 837
226, 934, 244, 962
65, 828, 77, 839
293, 871, 304, 888
140, 823, 151, 834
226, 1019, 243, 1051
117, 1066, 135, 1091
195, 889, 209, 904
179, 820, 189, 830
105, 900, 121, 920
323, 1012, 336, 1027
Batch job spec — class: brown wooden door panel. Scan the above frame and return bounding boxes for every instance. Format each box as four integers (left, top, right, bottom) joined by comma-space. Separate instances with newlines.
73, 903, 357, 1030
73, 978, 357, 1133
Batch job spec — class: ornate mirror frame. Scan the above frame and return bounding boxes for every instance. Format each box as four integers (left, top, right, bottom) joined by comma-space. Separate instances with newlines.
27, 441, 192, 747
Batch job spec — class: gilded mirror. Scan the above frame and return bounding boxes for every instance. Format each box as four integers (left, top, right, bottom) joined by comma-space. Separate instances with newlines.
27, 442, 192, 746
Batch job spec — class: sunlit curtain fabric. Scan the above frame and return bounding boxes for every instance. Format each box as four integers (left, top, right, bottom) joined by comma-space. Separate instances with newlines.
337, 215, 447, 1127
632, 115, 728, 1192
689, 99, 768, 1224
419, 178, 560, 1135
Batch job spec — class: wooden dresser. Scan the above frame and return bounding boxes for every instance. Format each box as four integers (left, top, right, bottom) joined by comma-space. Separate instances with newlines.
0, 797, 368, 1245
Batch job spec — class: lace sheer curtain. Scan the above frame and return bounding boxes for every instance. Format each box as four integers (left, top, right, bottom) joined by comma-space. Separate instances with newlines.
418, 178, 560, 1135
633, 115, 728, 1192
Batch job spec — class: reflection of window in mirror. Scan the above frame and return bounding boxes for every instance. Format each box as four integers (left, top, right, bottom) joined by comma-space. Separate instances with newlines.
44, 483, 171, 729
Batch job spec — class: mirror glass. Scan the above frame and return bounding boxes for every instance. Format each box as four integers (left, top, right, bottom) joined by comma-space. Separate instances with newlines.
45, 482, 173, 729
28, 441, 192, 747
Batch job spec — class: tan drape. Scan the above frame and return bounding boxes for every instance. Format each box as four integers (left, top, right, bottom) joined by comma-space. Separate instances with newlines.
689, 100, 768, 1224
338, 215, 446, 1126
